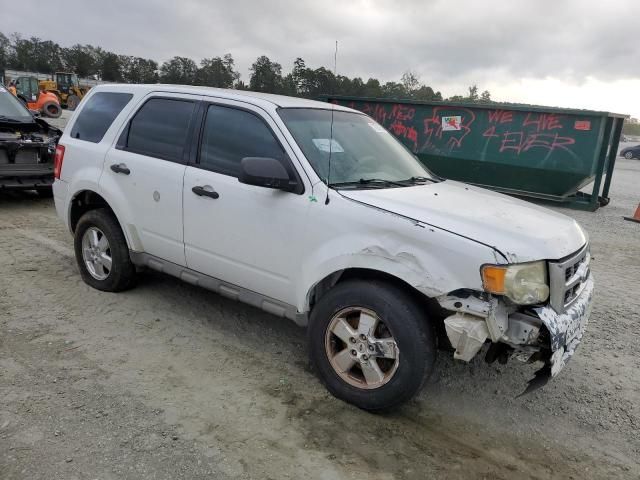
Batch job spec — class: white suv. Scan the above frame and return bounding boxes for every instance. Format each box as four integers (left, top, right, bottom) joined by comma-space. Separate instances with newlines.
53, 85, 593, 410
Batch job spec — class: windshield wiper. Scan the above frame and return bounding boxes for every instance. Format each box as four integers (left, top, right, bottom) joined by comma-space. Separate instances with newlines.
330, 178, 407, 189
398, 176, 439, 185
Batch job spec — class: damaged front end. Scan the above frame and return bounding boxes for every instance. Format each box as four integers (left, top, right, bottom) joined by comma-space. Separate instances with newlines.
437, 244, 594, 395
0, 110, 61, 190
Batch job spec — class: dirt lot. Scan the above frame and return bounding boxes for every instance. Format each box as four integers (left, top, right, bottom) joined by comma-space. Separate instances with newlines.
1, 131, 639, 477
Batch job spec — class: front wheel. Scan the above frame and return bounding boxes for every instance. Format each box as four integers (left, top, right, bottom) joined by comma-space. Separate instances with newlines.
624, 152, 633, 159
74, 208, 136, 292
308, 279, 436, 411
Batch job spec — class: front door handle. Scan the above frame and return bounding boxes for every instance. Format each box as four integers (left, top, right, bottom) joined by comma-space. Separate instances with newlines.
110, 163, 130, 175
192, 185, 220, 199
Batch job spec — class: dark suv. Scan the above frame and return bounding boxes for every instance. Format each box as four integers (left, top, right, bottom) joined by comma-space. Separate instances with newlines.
0, 86, 61, 195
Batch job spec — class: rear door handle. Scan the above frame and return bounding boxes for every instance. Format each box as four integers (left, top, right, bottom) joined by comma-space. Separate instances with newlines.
192, 185, 220, 199
110, 163, 130, 175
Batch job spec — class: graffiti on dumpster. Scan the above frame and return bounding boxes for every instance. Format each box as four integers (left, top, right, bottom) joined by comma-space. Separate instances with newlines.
482, 111, 576, 156
335, 100, 581, 163
423, 107, 475, 151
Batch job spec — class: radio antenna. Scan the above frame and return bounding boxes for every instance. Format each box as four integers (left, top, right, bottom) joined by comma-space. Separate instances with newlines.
325, 40, 338, 205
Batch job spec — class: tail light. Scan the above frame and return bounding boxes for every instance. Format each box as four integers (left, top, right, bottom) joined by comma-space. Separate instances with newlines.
53, 144, 65, 179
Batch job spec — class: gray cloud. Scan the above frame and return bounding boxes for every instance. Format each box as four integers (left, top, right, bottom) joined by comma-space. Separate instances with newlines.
1, 0, 639, 87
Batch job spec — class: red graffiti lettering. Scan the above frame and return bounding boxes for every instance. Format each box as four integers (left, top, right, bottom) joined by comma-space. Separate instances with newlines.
389, 121, 418, 150
406, 126, 418, 149
390, 104, 415, 122
332, 99, 578, 160
423, 117, 441, 146
523, 113, 563, 132
499, 132, 576, 155
421, 107, 476, 151
487, 110, 514, 124
499, 132, 524, 154
550, 134, 576, 152
483, 125, 499, 139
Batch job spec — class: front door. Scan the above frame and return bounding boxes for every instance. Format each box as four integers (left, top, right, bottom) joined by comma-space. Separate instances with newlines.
103, 93, 201, 265
183, 101, 310, 305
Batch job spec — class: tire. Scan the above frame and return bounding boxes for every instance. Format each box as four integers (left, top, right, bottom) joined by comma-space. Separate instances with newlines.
42, 101, 62, 118
624, 152, 633, 159
74, 208, 136, 292
308, 279, 436, 411
66, 94, 80, 111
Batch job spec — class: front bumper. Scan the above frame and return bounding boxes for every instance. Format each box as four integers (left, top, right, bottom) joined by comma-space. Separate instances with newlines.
438, 272, 594, 394
534, 274, 594, 377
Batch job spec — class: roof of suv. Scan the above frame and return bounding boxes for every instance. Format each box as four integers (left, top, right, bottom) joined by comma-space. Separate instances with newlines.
92, 84, 356, 112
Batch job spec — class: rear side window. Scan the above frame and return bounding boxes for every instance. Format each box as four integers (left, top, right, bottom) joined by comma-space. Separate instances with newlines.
123, 98, 195, 162
69, 92, 132, 143
199, 105, 285, 177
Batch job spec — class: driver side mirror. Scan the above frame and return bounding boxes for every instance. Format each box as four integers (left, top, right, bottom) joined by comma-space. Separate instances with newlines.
238, 157, 299, 193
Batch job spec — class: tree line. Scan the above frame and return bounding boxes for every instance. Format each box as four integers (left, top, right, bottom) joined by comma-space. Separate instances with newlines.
623, 119, 640, 137
0, 31, 491, 102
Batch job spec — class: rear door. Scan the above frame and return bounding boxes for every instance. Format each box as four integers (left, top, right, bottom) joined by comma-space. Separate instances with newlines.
102, 93, 201, 265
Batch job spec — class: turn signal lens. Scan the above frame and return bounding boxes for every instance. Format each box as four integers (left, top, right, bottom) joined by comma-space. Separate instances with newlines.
481, 265, 507, 294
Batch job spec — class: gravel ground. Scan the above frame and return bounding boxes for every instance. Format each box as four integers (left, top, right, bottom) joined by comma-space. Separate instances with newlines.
44, 109, 73, 132
1, 119, 639, 478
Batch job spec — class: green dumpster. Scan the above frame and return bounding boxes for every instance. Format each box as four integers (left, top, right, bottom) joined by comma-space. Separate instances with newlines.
322, 96, 626, 211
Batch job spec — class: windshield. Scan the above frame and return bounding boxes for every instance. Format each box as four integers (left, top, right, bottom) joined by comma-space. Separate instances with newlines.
278, 108, 432, 187
0, 88, 33, 122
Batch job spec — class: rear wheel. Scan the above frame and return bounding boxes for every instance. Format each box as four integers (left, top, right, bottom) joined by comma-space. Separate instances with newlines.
66, 94, 80, 111
308, 279, 436, 411
42, 101, 61, 118
74, 208, 136, 292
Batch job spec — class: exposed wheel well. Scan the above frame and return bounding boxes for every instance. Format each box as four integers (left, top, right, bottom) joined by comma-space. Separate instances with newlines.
69, 190, 116, 233
309, 268, 444, 318
307, 268, 448, 347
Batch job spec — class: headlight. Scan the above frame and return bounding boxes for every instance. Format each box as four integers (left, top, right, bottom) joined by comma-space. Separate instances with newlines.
481, 261, 549, 305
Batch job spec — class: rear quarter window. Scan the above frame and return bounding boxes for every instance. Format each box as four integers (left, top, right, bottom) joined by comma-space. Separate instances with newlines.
69, 92, 133, 143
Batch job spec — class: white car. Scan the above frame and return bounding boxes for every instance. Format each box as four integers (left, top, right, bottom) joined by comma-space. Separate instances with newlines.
53, 85, 593, 410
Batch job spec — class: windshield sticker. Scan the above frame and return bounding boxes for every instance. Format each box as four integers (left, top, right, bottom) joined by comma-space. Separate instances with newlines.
442, 115, 462, 131
368, 122, 386, 133
312, 138, 344, 153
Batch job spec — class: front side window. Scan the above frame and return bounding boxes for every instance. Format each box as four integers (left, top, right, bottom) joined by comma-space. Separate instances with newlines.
278, 108, 432, 187
124, 98, 195, 162
199, 105, 286, 177
69, 92, 133, 143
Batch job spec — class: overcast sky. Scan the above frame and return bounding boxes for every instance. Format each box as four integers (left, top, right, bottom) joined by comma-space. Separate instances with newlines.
2, 0, 639, 117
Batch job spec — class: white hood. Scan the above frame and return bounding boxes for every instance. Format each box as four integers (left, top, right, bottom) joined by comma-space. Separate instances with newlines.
340, 181, 587, 263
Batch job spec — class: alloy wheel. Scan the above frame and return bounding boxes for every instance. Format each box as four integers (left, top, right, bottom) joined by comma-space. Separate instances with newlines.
324, 307, 399, 389
81, 226, 112, 280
